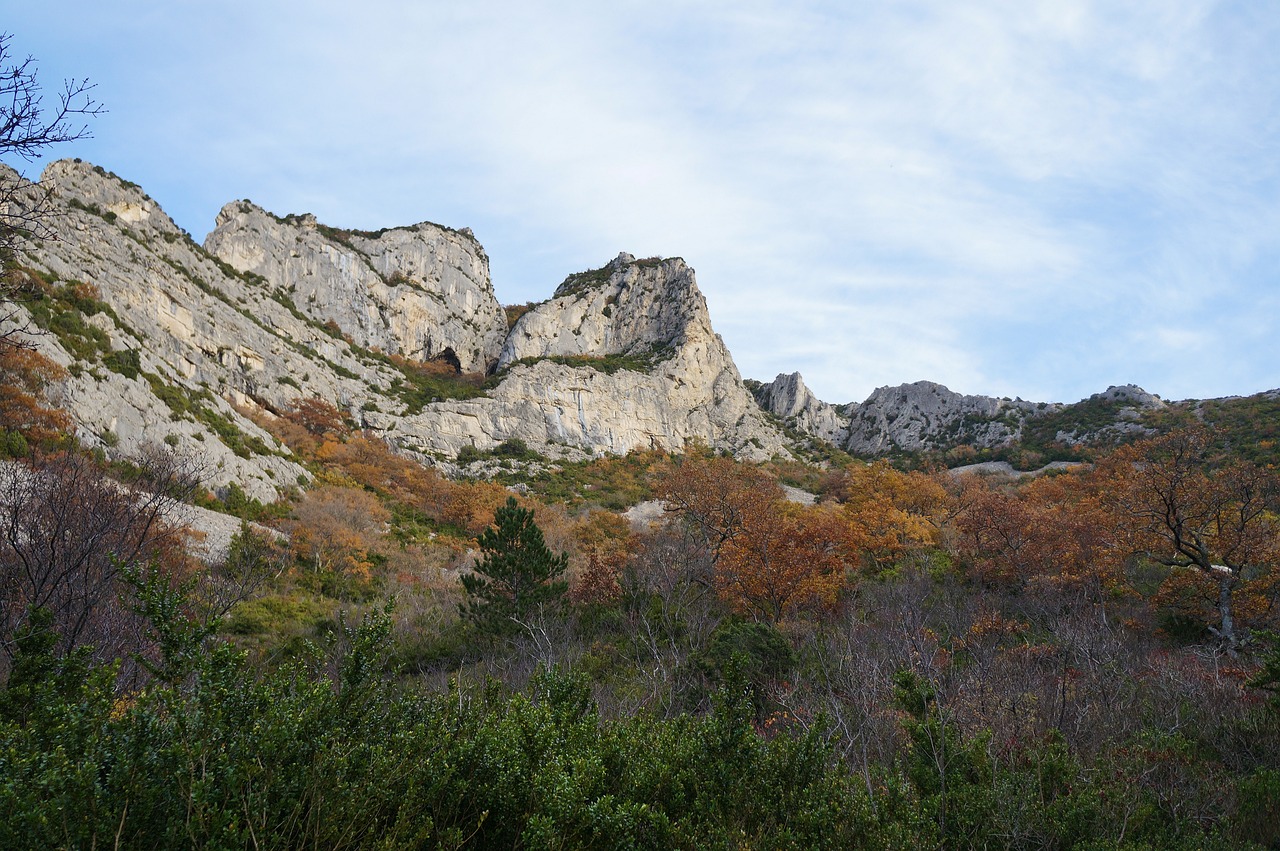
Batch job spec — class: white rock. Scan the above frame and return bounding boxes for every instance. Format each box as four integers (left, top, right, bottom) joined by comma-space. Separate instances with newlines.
204, 201, 507, 373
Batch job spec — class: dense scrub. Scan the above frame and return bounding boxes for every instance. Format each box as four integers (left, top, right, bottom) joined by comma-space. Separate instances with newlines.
2, 385, 1279, 847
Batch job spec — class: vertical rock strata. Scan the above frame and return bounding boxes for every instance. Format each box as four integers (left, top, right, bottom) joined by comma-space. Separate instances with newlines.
204, 202, 507, 373
752, 372, 850, 446
8, 161, 788, 493
384, 254, 789, 459
755, 376, 1055, 454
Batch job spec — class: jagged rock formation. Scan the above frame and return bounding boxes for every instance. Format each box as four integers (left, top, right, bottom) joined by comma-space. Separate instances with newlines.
753, 374, 1179, 458
5, 160, 351, 499
500, 254, 689, 367
205, 201, 506, 373
753, 374, 1057, 455
381, 254, 789, 459
8, 161, 787, 496
17, 159, 1223, 482
1049, 384, 1165, 446
751, 372, 849, 445
843, 380, 1052, 454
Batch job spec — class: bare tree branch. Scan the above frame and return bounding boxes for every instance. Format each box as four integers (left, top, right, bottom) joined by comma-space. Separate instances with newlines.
1, 32, 104, 345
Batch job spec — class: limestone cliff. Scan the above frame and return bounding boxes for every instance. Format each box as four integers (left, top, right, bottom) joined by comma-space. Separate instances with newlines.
842, 381, 1047, 454
204, 201, 506, 373
754, 374, 1064, 455
499, 254, 691, 367
8, 161, 789, 492
6, 160, 405, 499
389, 254, 789, 460
752, 372, 849, 446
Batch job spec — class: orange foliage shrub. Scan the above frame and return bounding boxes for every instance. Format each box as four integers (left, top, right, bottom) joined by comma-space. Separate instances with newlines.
655, 451, 782, 560
0, 341, 72, 445
284, 397, 351, 440
568, 509, 634, 606
828, 461, 949, 569
955, 470, 1120, 595
287, 485, 389, 582
440, 479, 512, 537
716, 503, 850, 622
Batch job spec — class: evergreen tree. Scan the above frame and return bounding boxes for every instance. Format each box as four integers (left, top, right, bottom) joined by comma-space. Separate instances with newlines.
460, 496, 568, 635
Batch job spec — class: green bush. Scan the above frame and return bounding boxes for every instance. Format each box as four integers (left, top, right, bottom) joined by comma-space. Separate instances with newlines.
102, 347, 141, 380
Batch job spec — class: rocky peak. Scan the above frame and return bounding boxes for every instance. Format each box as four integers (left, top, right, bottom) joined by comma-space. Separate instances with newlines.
498, 253, 704, 369
394, 252, 790, 461
843, 381, 1042, 454
42, 159, 183, 238
1089, 384, 1164, 409
754, 373, 849, 445
204, 201, 507, 373
14, 161, 790, 476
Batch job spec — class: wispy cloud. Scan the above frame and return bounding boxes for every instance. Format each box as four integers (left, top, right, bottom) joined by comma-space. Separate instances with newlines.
6, 0, 1279, 404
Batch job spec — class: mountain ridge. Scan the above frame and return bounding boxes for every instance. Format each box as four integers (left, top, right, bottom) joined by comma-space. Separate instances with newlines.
5, 160, 785, 499
6, 158, 1275, 497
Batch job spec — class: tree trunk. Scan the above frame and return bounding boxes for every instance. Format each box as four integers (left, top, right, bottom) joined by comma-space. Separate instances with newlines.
1217, 573, 1238, 652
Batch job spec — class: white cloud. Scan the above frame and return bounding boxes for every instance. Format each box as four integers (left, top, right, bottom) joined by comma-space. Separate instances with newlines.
6, 0, 1279, 404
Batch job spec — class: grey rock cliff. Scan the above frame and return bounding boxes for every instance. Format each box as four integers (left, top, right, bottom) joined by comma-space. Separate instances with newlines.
204, 201, 507, 373
754, 372, 850, 445
499, 253, 688, 367
843, 381, 1046, 454
391, 254, 789, 460
1049, 384, 1165, 446
8, 160, 409, 499
10, 162, 789, 490
753, 374, 1062, 456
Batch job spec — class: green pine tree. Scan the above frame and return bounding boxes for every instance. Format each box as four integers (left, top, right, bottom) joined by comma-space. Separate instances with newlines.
460, 496, 568, 635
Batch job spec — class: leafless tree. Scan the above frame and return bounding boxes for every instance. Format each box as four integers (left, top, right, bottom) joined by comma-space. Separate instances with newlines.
2, 31, 104, 343
0, 449, 197, 676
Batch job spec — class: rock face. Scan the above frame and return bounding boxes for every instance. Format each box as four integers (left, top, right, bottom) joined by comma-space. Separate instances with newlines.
9, 161, 788, 494
753, 373, 849, 445
755, 374, 1068, 455
387, 254, 789, 459
204, 201, 507, 373
499, 254, 690, 367
1049, 385, 1165, 446
843, 381, 1047, 454
7, 160, 406, 500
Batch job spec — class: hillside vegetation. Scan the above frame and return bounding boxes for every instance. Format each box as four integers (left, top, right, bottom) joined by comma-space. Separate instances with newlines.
3, 338, 1280, 848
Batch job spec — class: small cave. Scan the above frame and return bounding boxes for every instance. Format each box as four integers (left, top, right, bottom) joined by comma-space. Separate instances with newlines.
431, 347, 462, 373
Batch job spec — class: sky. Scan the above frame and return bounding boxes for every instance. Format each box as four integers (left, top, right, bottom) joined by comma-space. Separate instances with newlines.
5, 1, 1278, 406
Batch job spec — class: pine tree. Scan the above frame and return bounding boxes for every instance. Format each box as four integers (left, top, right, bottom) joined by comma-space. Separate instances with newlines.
460, 496, 568, 635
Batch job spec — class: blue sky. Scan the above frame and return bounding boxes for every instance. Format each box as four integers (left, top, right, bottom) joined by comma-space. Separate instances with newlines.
6, 1, 1278, 405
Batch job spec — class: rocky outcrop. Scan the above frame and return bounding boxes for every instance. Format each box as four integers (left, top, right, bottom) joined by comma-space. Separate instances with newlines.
841, 381, 1049, 454
386, 254, 789, 460
204, 201, 507, 373
1049, 384, 1165, 446
752, 374, 1050, 456
10, 161, 789, 494
499, 254, 690, 367
753, 372, 850, 445
752, 376, 1176, 458
8, 160, 407, 500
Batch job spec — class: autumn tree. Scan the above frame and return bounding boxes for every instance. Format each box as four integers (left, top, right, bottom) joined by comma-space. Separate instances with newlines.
460, 496, 568, 636
569, 509, 633, 606
287, 485, 389, 585
656, 451, 782, 563
715, 503, 850, 622
0, 450, 195, 674
827, 461, 950, 570
0, 339, 70, 452
953, 469, 1123, 623
269, 396, 352, 459
1104, 427, 1280, 650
